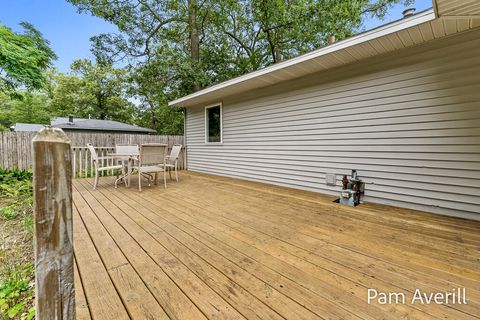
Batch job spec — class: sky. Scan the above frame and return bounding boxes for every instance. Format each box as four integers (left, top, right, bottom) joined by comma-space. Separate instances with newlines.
0, 0, 432, 73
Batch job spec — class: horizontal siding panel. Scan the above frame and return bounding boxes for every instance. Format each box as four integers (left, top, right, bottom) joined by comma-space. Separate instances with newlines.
187, 149, 480, 163
223, 82, 480, 124
222, 105, 480, 133
223, 49, 480, 117
185, 140, 480, 162
189, 153, 480, 175
215, 136, 480, 146
185, 29, 480, 218
365, 184, 479, 206
222, 96, 480, 129
223, 126, 480, 140
222, 116, 480, 137
223, 101, 480, 128
186, 145, 480, 158
224, 77, 480, 122
188, 157, 480, 185
188, 144, 479, 153
190, 119, 480, 138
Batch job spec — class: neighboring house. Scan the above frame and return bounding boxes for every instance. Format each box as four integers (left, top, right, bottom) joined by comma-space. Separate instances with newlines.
169, 1, 480, 220
14, 116, 156, 134
13, 123, 45, 132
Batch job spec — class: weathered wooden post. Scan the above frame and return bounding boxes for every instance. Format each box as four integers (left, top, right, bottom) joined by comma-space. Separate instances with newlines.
32, 127, 75, 319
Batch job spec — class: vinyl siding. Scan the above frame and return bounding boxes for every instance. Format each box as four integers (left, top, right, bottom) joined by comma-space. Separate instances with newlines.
185, 28, 480, 220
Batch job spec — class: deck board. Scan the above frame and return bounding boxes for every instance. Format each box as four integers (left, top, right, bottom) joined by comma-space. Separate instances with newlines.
73, 172, 480, 320
72, 204, 130, 319
74, 186, 170, 319
73, 260, 91, 320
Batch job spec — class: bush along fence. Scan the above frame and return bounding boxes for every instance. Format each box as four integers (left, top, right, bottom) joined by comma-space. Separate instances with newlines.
0, 131, 185, 177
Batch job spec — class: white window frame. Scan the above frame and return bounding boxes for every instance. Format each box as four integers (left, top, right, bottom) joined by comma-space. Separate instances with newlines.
205, 103, 223, 144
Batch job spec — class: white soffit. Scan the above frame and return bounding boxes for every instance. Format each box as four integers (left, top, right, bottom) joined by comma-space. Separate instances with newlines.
169, 8, 479, 108
434, 0, 480, 17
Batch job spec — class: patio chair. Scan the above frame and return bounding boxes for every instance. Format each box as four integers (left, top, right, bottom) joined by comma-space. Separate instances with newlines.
115, 144, 139, 157
132, 144, 167, 191
111, 144, 140, 188
87, 143, 124, 189
164, 144, 182, 182
114, 143, 139, 168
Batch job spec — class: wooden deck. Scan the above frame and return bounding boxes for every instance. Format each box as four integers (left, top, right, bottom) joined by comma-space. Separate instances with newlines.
72, 172, 480, 320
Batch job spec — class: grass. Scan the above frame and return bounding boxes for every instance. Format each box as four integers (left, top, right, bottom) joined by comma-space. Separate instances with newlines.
0, 169, 35, 320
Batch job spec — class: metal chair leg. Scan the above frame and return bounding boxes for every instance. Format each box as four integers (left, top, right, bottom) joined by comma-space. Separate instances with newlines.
138, 170, 142, 192
94, 170, 99, 189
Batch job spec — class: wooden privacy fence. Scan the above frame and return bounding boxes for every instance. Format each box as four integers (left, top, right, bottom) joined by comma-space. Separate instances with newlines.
0, 131, 186, 176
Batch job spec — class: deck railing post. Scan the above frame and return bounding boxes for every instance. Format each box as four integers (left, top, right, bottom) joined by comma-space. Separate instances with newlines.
32, 127, 75, 319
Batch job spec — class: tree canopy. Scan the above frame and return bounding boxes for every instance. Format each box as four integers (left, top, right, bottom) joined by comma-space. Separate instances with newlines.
51, 59, 135, 122
0, 58, 141, 131
0, 1, 414, 135
0, 92, 52, 130
0, 22, 57, 95
68, 0, 412, 84
64, 0, 412, 135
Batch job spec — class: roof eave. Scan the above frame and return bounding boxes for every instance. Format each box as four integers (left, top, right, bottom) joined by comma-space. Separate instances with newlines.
52, 125, 155, 133
168, 8, 435, 108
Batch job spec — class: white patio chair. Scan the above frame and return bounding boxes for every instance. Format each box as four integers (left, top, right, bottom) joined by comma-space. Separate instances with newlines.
164, 144, 182, 182
86, 143, 124, 189
132, 144, 167, 192
111, 144, 139, 188
114, 143, 139, 170
115, 144, 139, 157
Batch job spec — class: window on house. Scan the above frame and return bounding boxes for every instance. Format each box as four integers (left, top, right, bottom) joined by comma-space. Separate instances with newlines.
206, 104, 222, 143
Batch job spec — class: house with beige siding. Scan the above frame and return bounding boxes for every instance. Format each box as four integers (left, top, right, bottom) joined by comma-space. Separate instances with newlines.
169, 1, 480, 220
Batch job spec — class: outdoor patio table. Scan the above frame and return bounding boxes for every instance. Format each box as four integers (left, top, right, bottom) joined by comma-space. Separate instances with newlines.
107, 153, 139, 188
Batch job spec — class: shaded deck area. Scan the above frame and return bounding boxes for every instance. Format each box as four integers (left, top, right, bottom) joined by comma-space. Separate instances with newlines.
72, 172, 480, 319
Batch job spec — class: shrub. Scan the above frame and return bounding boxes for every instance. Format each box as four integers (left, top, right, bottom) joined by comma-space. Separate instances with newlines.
0, 169, 32, 198
0, 206, 18, 219
0, 168, 35, 319
0, 263, 35, 320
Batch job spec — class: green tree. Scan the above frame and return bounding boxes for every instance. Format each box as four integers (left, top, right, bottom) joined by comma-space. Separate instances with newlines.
67, 0, 247, 134
0, 92, 52, 130
67, 0, 414, 134
129, 62, 184, 134
0, 22, 56, 95
68, 0, 228, 93
51, 59, 136, 123
69, 0, 413, 79
222, 0, 413, 66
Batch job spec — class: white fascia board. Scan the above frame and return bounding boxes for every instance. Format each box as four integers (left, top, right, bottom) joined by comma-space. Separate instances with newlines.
169, 8, 435, 108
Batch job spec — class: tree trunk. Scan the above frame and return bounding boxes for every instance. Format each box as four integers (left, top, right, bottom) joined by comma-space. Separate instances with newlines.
274, 46, 283, 63
146, 97, 158, 129
188, 0, 200, 92
97, 92, 105, 119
